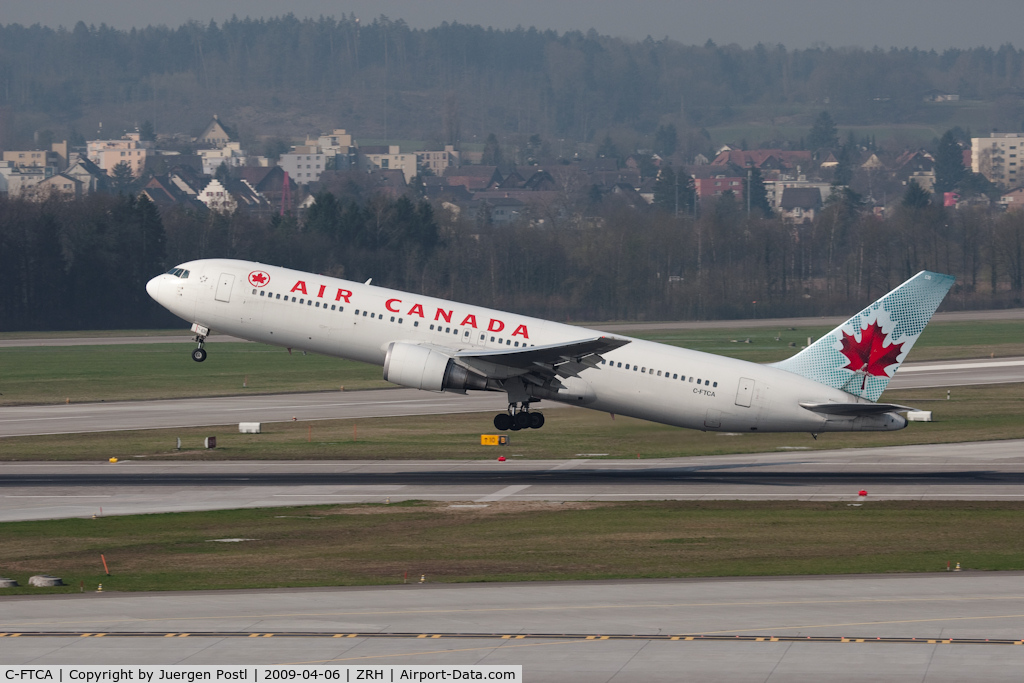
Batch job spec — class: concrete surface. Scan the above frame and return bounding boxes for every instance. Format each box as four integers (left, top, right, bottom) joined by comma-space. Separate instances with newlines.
3, 573, 1024, 681
1, 357, 1019, 438
3, 439, 1024, 521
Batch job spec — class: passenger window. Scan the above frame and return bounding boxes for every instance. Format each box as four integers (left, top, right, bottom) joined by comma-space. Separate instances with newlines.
391, 316, 395, 322
363, 311, 367, 317
276, 294, 281, 299
490, 336, 495, 342
370, 313, 375, 318
713, 382, 718, 387
673, 374, 677, 379
617, 362, 622, 368
355, 309, 360, 315
414, 321, 419, 327
331, 305, 336, 310
339, 306, 344, 312
705, 380, 710, 386
480, 334, 485, 340
399, 318, 403, 324
291, 297, 296, 302
657, 370, 661, 376
315, 302, 320, 307
465, 331, 470, 337
625, 364, 630, 370
260, 291, 265, 297
506, 340, 511, 345
697, 378, 701, 384
307, 300, 312, 306
634, 366, 638, 371
689, 377, 693, 382
641, 367, 646, 373
514, 341, 519, 346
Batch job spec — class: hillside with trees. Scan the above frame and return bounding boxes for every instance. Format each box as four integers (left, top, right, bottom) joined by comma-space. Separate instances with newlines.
2, 16, 1024, 148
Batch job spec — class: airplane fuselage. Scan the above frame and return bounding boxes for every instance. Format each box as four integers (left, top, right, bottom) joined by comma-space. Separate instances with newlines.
147, 258, 905, 434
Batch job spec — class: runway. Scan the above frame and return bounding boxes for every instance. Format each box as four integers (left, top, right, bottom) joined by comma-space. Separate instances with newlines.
2, 439, 1023, 521
1, 357, 1020, 438
4, 573, 1024, 680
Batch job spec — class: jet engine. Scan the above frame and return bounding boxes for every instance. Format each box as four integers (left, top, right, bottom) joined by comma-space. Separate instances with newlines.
383, 342, 490, 393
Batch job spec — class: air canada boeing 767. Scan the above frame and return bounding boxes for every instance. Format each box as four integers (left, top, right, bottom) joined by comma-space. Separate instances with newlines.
147, 260, 954, 434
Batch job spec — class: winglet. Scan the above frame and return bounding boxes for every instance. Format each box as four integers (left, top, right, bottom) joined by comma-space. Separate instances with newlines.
771, 271, 955, 401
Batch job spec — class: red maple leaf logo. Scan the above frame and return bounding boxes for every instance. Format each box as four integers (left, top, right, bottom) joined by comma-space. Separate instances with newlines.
839, 320, 904, 379
248, 271, 269, 287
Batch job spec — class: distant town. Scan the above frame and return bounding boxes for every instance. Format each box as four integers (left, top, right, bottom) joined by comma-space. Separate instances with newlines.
3, 111, 1022, 223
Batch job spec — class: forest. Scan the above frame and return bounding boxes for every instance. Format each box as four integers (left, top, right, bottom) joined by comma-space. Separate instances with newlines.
1, 187, 1021, 332
2, 16, 1024, 147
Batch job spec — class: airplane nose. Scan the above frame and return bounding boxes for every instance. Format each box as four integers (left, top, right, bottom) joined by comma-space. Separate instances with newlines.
146, 275, 162, 301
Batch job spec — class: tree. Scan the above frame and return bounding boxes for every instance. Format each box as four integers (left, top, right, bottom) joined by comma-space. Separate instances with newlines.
809, 111, 839, 151
652, 167, 695, 215
482, 133, 502, 166
215, 162, 231, 184
902, 179, 931, 209
934, 130, 967, 195
139, 120, 156, 142
747, 166, 772, 218
597, 135, 619, 162
654, 124, 678, 157
110, 161, 136, 194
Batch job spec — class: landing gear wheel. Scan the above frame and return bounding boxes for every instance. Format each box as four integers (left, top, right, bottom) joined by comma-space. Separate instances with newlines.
494, 413, 512, 431
508, 422, 523, 431
191, 348, 207, 363
514, 411, 532, 430
528, 412, 545, 429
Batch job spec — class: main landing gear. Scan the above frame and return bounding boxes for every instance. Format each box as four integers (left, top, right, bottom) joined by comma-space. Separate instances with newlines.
494, 404, 545, 431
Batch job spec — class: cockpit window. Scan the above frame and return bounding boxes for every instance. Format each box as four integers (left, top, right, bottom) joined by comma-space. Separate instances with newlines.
165, 268, 188, 278
180, 270, 189, 279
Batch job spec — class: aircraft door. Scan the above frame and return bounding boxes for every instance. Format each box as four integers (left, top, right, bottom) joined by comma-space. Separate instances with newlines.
735, 377, 755, 407
215, 273, 235, 302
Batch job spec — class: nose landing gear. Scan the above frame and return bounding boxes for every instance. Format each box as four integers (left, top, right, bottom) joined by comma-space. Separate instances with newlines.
190, 323, 209, 362
494, 404, 544, 431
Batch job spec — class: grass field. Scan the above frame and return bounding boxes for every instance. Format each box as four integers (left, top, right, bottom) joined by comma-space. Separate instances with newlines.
1, 383, 1020, 461
3, 500, 1021, 594
1, 320, 1022, 407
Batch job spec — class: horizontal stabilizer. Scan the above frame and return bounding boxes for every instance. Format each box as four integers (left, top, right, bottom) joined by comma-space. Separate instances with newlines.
799, 402, 915, 416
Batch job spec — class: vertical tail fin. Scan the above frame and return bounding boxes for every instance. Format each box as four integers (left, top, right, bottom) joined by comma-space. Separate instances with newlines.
771, 271, 955, 401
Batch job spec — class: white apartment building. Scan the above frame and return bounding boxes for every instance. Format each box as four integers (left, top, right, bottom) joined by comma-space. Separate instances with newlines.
765, 177, 832, 210
416, 145, 460, 174
972, 133, 1024, 188
87, 133, 152, 177
358, 145, 416, 183
279, 145, 326, 184
199, 142, 248, 176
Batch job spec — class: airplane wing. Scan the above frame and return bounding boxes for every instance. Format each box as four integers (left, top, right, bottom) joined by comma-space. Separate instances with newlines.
799, 402, 916, 416
454, 336, 630, 380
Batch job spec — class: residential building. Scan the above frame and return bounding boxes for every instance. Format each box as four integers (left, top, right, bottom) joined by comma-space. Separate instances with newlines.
416, 145, 460, 174
692, 175, 745, 201
766, 178, 832, 211
198, 142, 248, 176
443, 166, 503, 191
998, 187, 1024, 210
64, 155, 107, 194
24, 173, 82, 200
197, 178, 268, 213
280, 146, 326, 184
0, 161, 53, 194
2, 148, 62, 169
315, 129, 356, 170
87, 133, 152, 177
779, 187, 823, 224
196, 116, 233, 148
972, 133, 1024, 188
358, 145, 417, 183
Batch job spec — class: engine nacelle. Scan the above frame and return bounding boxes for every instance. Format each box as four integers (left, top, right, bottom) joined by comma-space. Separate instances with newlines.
383, 342, 489, 393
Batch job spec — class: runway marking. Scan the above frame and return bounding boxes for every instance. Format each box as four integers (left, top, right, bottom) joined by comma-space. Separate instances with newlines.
7, 596, 1024, 630
705, 612, 1024, 634
476, 484, 531, 502
283, 639, 592, 664
10, 631, 1024, 647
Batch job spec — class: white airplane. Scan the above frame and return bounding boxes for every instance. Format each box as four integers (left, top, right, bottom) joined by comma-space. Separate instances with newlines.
147, 259, 954, 434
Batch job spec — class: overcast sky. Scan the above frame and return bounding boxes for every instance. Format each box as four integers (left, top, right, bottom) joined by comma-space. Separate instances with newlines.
5, 0, 1023, 50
